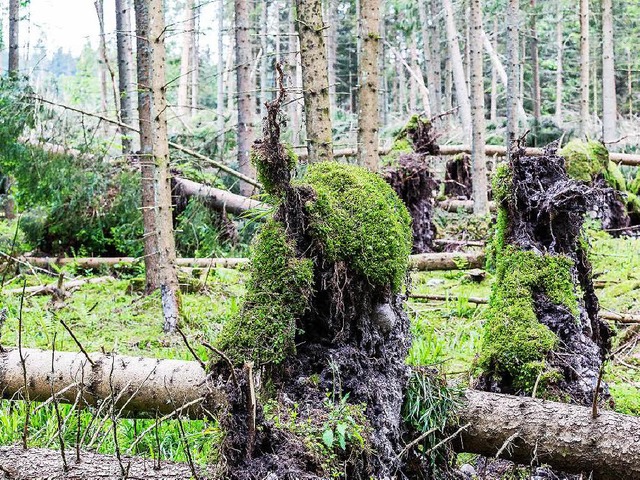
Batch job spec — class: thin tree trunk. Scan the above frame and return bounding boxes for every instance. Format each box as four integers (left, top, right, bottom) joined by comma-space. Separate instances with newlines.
429, 0, 442, 114
555, 3, 563, 127
628, 48, 633, 117
579, 0, 589, 137
191, 11, 199, 115
260, 0, 269, 117
326, 0, 338, 117
289, 5, 302, 147
217, 0, 226, 156
601, 0, 617, 144
235, 0, 257, 194
505, 0, 520, 158
469, 0, 487, 215
418, 0, 438, 114
95, 0, 110, 116
442, 0, 472, 137
529, 0, 541, 127
409, 36, 418, 113
134, 0, 181, 332
444, 55, 452, 112
489, 19, 498, 123
8, 0, 19, 75
295, 0, 333, 163
177, 0, 195, 119
357, 0, 381, 170
115, 0, 136, 155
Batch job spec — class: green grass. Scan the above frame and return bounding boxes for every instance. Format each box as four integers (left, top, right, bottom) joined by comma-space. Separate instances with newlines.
0, 229, 638, 468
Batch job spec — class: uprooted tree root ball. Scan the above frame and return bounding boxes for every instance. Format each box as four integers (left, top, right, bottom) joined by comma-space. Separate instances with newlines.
477, 142, 613, 406
383, 115, 439, 253
209, 67, 449, 479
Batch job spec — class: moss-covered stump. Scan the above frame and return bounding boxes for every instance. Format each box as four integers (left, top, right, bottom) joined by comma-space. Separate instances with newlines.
559, 139, 631, 232
383, 115, 439, 253
477, 143, 613, 406
211, 73, 417, 479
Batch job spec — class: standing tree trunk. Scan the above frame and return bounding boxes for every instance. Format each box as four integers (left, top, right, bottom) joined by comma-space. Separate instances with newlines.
409, 36, 418, 113
429, 0, 442, 115
469, 0, 488, 215
115, 0, 136, 155
529, 0, 541, 129
418, 0, 438, 115
489, 19, 498, 123
177, 0, 195, 120
357, 0, 381, 171
442, 0, 472, 137
190, 11, 199, 115
95, 0, 110, 116
134, 0, 181, 333
235, 0, 257, 194
216, 0, 226, 156
506, 0, 520, 159
8, 0, 19, 76
259, 0, 269, 117
555, 4, 563, 127
579, 0, 589, 137
295, 0, 333, 163
601, 0, 617, 144
289, 5, 302, 147
326, 0, 338, 117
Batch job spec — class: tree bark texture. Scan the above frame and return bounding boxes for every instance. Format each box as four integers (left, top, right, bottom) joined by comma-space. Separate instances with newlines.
94, 0, 110, 116
418, 0, 439, 115
295, 0, 333, 163
8, 0, 19, 75
173, 177, 267, 215
115, 0, 136, 154
529, 0, 541, 127
235, 0, 257, 195
177, 0, 195, 119
2, 347, 640, 479
489, 19, 498, 123
442, 0, 472, 137
601, 0, 617, 144
216, 0, 226, 156
579, 0, 590, 137
506, 0, 520, 157
469, 0, 488, 216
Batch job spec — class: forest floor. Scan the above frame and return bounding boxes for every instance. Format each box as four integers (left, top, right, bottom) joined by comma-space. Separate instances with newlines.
0, 216, 639, 473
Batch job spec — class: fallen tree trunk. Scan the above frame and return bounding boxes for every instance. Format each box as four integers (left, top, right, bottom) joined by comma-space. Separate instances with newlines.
456, 390, 640, 480
3, 276, 114, 296
410, 293, 640, 323
438, 199, 497, 212
173, 177, 268, 215
21, 253, 485, 272
1, 346, 639, 478
0, 445, 202, 479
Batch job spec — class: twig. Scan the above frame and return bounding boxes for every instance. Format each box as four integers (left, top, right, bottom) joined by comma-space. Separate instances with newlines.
18, 278, 30, 449
0, 307, 7, 352
245, 361, 257, 460
202, 341, 238, 388
395, 427, 439, 459
176, 326, 206, 369
50, 333, 69, 471
424, 423, 470, 455
165, 385, 200, 480
108, 357, 127, 478
531, 370, 543, 399
592, 360, 606, 418
59, 319, 96, 367
495, 430, 520, 458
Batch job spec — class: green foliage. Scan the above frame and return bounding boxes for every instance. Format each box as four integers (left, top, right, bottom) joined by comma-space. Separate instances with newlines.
263, 393, 371, 478
559, 139, 609, 184
175, 197, 232, 258
611, 384, 640, 416
478, 247, 580, 393
301, 162, 413, 291
402, 371, 462, 472
216, 220, 314, 365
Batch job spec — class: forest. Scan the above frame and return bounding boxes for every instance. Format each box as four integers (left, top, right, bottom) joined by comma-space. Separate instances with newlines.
0, 0, 639, 478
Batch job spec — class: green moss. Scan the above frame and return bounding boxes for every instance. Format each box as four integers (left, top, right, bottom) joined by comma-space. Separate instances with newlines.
251, 145, 298, 197
491, 163, 513, 204
604, 161, 627, 191
301, 162, 413, 291
611, 384, 640, 416
381, 115, 431, 165
630, 170, 640, 195
478, 247, 580, 393
559, 140, 609, 183
626, 192, 640, 214
216, 220, 314, 365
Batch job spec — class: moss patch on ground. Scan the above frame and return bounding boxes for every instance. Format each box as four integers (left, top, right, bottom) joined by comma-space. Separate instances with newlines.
560, 139, 609, 184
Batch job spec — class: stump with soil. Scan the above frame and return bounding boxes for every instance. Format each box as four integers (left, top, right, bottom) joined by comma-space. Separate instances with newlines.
383, 115, 440, 253
477, 142, 613, 406
443, 154, 472, 199
210, 68, 424, 479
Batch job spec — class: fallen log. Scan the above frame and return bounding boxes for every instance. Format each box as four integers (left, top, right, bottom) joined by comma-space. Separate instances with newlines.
21, 253, 485, 272
438, 199, 496, 212
0, 445, 203, 479
410, 293, 640, 323
456, 389, 640, 480
3, 276, 114, 296
1, 346, 639, 479
173, 177, 268, 215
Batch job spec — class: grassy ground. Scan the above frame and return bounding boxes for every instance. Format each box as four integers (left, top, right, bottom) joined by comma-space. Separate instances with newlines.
0, 226, 638, 468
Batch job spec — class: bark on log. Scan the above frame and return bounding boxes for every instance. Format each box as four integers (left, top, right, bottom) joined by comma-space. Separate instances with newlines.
456, 390, 640, 480
0, 348, 210, 417
438, 199, 497, 212
3, 276, 114, 296
0, 445, 202, 479
410, 293, 640, 324
20, 253, 484, 272
173, 177, 267, 215
2, 347, 640, 478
